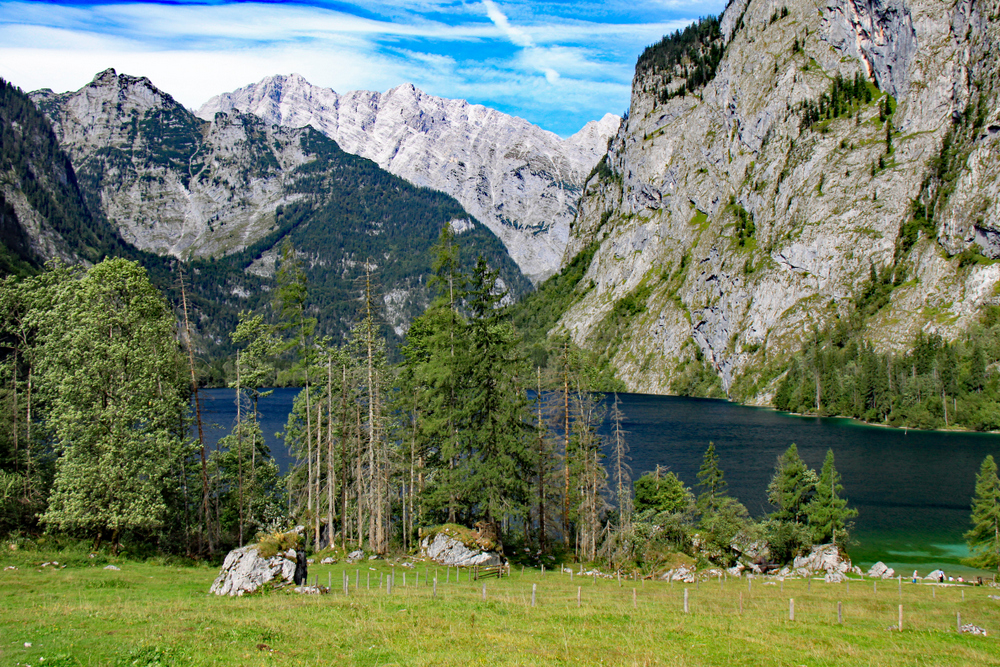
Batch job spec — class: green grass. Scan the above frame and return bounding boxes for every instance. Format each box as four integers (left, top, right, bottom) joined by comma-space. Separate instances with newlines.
1, 556, 998, 665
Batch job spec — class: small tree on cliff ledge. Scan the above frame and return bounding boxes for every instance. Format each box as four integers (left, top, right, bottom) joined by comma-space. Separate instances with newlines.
964, 454, 1000, 572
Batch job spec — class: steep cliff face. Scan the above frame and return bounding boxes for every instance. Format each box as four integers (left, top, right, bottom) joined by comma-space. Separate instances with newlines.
1, 77, 128, 272
556, 0, 999, 398
31, 69, 323, 260
198, 74, 619, 283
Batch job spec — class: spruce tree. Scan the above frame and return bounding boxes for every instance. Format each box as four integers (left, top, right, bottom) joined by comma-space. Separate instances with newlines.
805, 449, 857, 547
695, 441, 727, 517
767, 443, 816, 524
963, 454, 1000, 572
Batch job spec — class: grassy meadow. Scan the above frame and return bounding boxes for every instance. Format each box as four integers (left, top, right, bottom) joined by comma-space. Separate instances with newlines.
1, 551, 999, 666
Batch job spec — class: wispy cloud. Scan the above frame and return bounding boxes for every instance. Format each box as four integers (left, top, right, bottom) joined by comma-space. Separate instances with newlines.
0, 0, 726, 136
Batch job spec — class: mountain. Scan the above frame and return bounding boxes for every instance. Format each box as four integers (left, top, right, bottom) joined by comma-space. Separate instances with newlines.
535, 0, 1000, 399
0, 77, 134, 274
24, 69, 528, 355
197, 74, 620, 283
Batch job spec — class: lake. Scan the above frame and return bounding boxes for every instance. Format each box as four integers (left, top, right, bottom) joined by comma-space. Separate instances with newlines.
195, 388, 999, 575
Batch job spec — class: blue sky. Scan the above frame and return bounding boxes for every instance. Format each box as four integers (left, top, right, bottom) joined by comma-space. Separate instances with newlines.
0, 0, 726, 136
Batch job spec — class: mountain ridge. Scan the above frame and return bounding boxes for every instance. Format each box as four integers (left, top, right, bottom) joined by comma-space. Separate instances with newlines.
197, 73, 620, 283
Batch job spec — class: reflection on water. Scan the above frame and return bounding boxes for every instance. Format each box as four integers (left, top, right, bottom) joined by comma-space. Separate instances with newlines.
194, 388, 1000, 574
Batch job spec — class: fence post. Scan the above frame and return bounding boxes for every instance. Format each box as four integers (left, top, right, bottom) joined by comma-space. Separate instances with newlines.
684, 588, 689, 614
789, 599, 794, 622
387, 575, 392, 595
898, 604, 903, 631
367, 572, 370, 590
482, 583, 486, 601
328, 572, 331, 589
957, 611, 961, 632
433, 577, 437, 599
570, 570, 573, 583
577, 586, 581, 608
531, 583, 537, 608
618, 571, 621, 587
739, 591, 743, 614
837, 600, 842, 624
344, 572, 348, 596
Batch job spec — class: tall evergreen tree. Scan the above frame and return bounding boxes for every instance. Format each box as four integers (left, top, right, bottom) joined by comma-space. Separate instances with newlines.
695, 441, 727, 517
963, 454, 1000, 572
805, 449, 857, 547
461, 256, 532, 533
767, 443, 816, 525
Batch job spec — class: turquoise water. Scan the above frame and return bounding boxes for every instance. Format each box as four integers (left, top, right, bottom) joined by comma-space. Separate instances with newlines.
196, 389, 1000, 576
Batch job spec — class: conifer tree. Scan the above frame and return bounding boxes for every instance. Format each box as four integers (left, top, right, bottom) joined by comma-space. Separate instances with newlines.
767, 443, 816, 524
964, 454, 1000, 572
695, 441, 727, 517
805, 449, 857, 547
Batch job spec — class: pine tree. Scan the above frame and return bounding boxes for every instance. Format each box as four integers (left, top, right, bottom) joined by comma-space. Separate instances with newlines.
461, 256, 531, 533
767, 443, 816, 524
963, 454, 1000, 572
695, 441, 727, 517
805, 449, 857, 547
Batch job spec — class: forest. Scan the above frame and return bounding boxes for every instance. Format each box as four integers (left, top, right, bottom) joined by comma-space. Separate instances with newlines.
0, 227, 906, 576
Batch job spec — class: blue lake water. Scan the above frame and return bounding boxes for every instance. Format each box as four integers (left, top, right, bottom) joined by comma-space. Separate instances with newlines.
195, 388, 999, 575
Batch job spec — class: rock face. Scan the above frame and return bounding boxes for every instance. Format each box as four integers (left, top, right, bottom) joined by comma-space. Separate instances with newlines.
30, 69, 326, 260
198, 74, 620, 283
550, 0, 1000, 395
420, 532, 504, 567
210, 545, 299, 596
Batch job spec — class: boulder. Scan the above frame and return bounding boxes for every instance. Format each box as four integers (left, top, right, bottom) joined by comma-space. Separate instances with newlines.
420, 532, 504, 567
103, 565, 121, 571
210, 545, 299, 596
960, 624, 988, 636
925, 569, 945, 582
793, 544, 852, 575
320, 557, 336, 565
346, 550, 364, 564
825, 571, 847, 583
866, 562, 896, 579
660, 566, 696, 583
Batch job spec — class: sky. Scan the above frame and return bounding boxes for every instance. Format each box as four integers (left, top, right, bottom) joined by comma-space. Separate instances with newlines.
0, 0, 726, 137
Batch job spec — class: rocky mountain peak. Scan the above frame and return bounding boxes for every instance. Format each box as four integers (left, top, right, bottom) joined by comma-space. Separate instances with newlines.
198, 75, 619, 283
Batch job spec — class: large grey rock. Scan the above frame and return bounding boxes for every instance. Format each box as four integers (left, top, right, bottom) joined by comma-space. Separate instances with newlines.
210, 545, 298, 596
866, 561, 896, 579
198, 74, 620, 283
793, 544, 852, 574
420, 533, 504, 567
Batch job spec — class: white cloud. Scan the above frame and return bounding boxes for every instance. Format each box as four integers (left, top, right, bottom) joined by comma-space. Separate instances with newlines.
0, 0, 706, 135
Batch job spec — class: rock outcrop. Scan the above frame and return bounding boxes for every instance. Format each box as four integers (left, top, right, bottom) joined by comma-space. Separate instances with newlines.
420, 532, 505, 567
549, 0, 1000, 395
792, 544, 857, 576
210, 545, 299, 596
198, 74, 619, 283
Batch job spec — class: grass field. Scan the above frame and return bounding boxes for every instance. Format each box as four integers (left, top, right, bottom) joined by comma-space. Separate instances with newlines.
1, 553, 999, 666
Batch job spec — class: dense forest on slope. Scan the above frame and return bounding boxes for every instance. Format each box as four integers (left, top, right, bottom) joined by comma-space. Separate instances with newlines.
636, 15, 725, 101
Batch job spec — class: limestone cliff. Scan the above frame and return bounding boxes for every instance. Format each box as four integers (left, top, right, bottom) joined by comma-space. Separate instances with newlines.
30, 69, 322, 260
554, 0, 999, 399
198, 74, 620, 283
